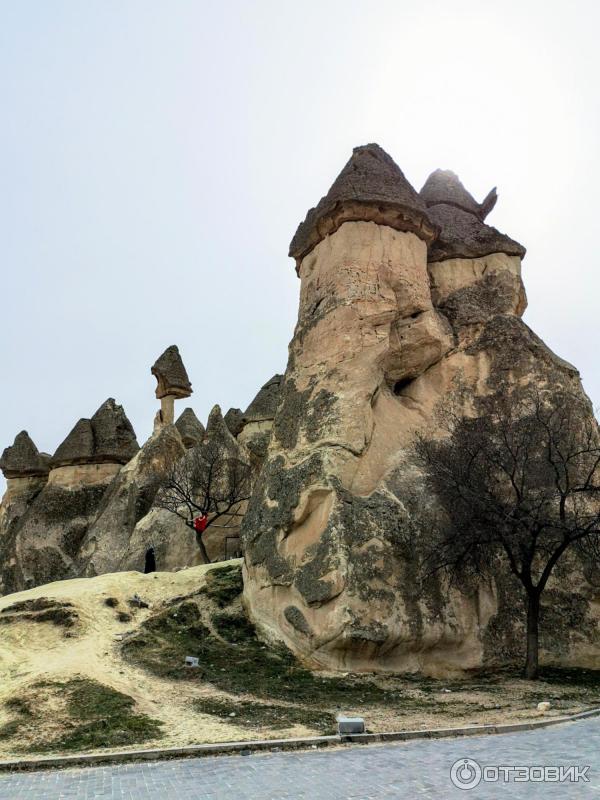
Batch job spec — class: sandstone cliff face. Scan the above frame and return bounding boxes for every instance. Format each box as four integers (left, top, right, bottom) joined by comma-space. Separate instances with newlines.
242, 145, 599, 675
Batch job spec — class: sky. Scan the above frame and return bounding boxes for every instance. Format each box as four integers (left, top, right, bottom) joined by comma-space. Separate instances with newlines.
1, 0, 599, 492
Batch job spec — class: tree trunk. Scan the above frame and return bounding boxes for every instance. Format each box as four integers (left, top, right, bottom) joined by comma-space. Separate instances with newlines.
524, 592, 540, 680
195, 530, 210, 564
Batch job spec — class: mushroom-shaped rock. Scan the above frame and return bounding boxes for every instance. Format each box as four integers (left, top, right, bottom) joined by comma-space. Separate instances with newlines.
0, 431, 50, 478
90, 399, 140, 463
289, 143, 437, 267
420, 170, 526, 263
151, 345, 192, 399
52, 399, 139, 467
243, 374, 283, 423
175, 407, 205, 449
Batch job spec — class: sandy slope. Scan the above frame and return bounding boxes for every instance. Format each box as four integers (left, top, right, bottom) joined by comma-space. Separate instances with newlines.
0, 561, 287, 757
0, 564, 595, 759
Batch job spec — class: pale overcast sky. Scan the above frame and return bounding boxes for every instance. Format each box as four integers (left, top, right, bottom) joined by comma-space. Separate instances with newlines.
1, 0, 599, 492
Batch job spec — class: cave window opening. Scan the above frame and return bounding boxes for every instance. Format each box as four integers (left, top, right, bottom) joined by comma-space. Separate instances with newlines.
144, 547, 156, 574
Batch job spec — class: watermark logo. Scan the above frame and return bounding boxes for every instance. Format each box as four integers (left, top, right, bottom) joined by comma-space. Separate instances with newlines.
450, 758, 590, 789
451, 759, 482, 790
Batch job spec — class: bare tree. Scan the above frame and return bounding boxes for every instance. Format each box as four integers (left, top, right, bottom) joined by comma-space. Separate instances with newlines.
154, 440, 252, 563
415, 388, 600, 679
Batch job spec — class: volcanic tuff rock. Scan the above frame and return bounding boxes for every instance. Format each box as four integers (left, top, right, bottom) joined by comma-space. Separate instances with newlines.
151, 345, 193, 399
0, 432, 50, 478
421, 170, 526, 263
52, 399, 139, 467
289, 144, 438, 268
237, 375, 283, 471
77, 424, 186, 577
0, 362, 278, 592
175, 407, 205, 449
242, 144, 599, 675
224, 407, 245, 437
243, 374, 284, 422
420, 168, 498, 220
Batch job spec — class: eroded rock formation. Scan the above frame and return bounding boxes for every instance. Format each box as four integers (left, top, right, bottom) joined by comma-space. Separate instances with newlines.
0, 353, 275, 591
237, 375, 283, 472
242, 144, 599, 675
175, 407, 205, 449
152, 344, 193, 427
0, 399, 140, 594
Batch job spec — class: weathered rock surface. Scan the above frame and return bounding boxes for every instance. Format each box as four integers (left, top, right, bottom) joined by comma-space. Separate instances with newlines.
0, 402, 140, 595
77, 424, 186, 578
422, 170, 526, 263
420, 168, 497, 220
237, 375, 283, 471
175, 407, 205, 449
0, 346, 265, 592
242, 145, 599, 676
52, 399, 139, 468
151, 345, 192, 399
0, 432, 50, 478
289, 144, 437, 268
224, 407, 245, 437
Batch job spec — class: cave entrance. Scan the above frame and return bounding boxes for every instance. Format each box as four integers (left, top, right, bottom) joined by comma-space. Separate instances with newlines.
144, 547, 156, 574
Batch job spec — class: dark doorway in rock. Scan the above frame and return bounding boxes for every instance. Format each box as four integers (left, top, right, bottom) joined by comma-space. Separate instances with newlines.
144, 547, 156, 574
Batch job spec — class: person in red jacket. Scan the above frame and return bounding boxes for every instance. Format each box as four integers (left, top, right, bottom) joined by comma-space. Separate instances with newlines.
193, 513, 208, 534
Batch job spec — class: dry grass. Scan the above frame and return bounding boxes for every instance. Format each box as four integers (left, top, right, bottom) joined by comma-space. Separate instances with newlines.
0, 560, 598, 758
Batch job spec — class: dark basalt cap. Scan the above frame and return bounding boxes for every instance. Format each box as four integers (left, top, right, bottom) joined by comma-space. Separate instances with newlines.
243, 374, 283, 423
289, 144, 437, 267
91, 398, 140, 463
0, 431, 51, 478
52, 399, 139, 467
420, 169, 497, 220
151, 345, 193, 399
421, 170, 526, 263
224, 407, 245, 438
175, 407, 205, 449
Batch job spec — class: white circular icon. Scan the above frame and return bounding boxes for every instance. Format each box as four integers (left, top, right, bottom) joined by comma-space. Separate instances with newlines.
450, 758, 483, 790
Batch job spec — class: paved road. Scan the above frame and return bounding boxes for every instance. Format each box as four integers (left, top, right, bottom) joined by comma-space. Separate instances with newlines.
1, 718, 599, 799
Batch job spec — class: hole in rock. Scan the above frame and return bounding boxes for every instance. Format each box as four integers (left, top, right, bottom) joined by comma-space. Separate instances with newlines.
144, 548, 156, 574
392, 378, 413, 396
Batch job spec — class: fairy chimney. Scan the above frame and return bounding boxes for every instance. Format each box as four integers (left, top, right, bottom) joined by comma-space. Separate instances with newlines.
50, 399, 139, 487
420, 169, 526, 264
0, 431, 50, 480
151, 345, 192, 428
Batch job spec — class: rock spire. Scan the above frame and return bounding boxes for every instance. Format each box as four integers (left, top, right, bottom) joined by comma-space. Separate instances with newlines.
52, 399, 139, 467
420, 169, 526, 263
289, 144, 437, 267
0, 431, 50, 478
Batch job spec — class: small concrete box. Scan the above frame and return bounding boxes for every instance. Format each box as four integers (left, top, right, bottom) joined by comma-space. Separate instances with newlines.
337, 715, 365, 735
185, 656, 199, 668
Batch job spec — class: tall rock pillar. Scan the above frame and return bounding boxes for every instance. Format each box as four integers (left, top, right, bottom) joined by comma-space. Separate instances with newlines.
242, 144, 455, 670
151, 345, 193, 427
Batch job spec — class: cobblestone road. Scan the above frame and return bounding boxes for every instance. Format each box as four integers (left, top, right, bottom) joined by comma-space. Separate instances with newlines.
1, 717, 599, 799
